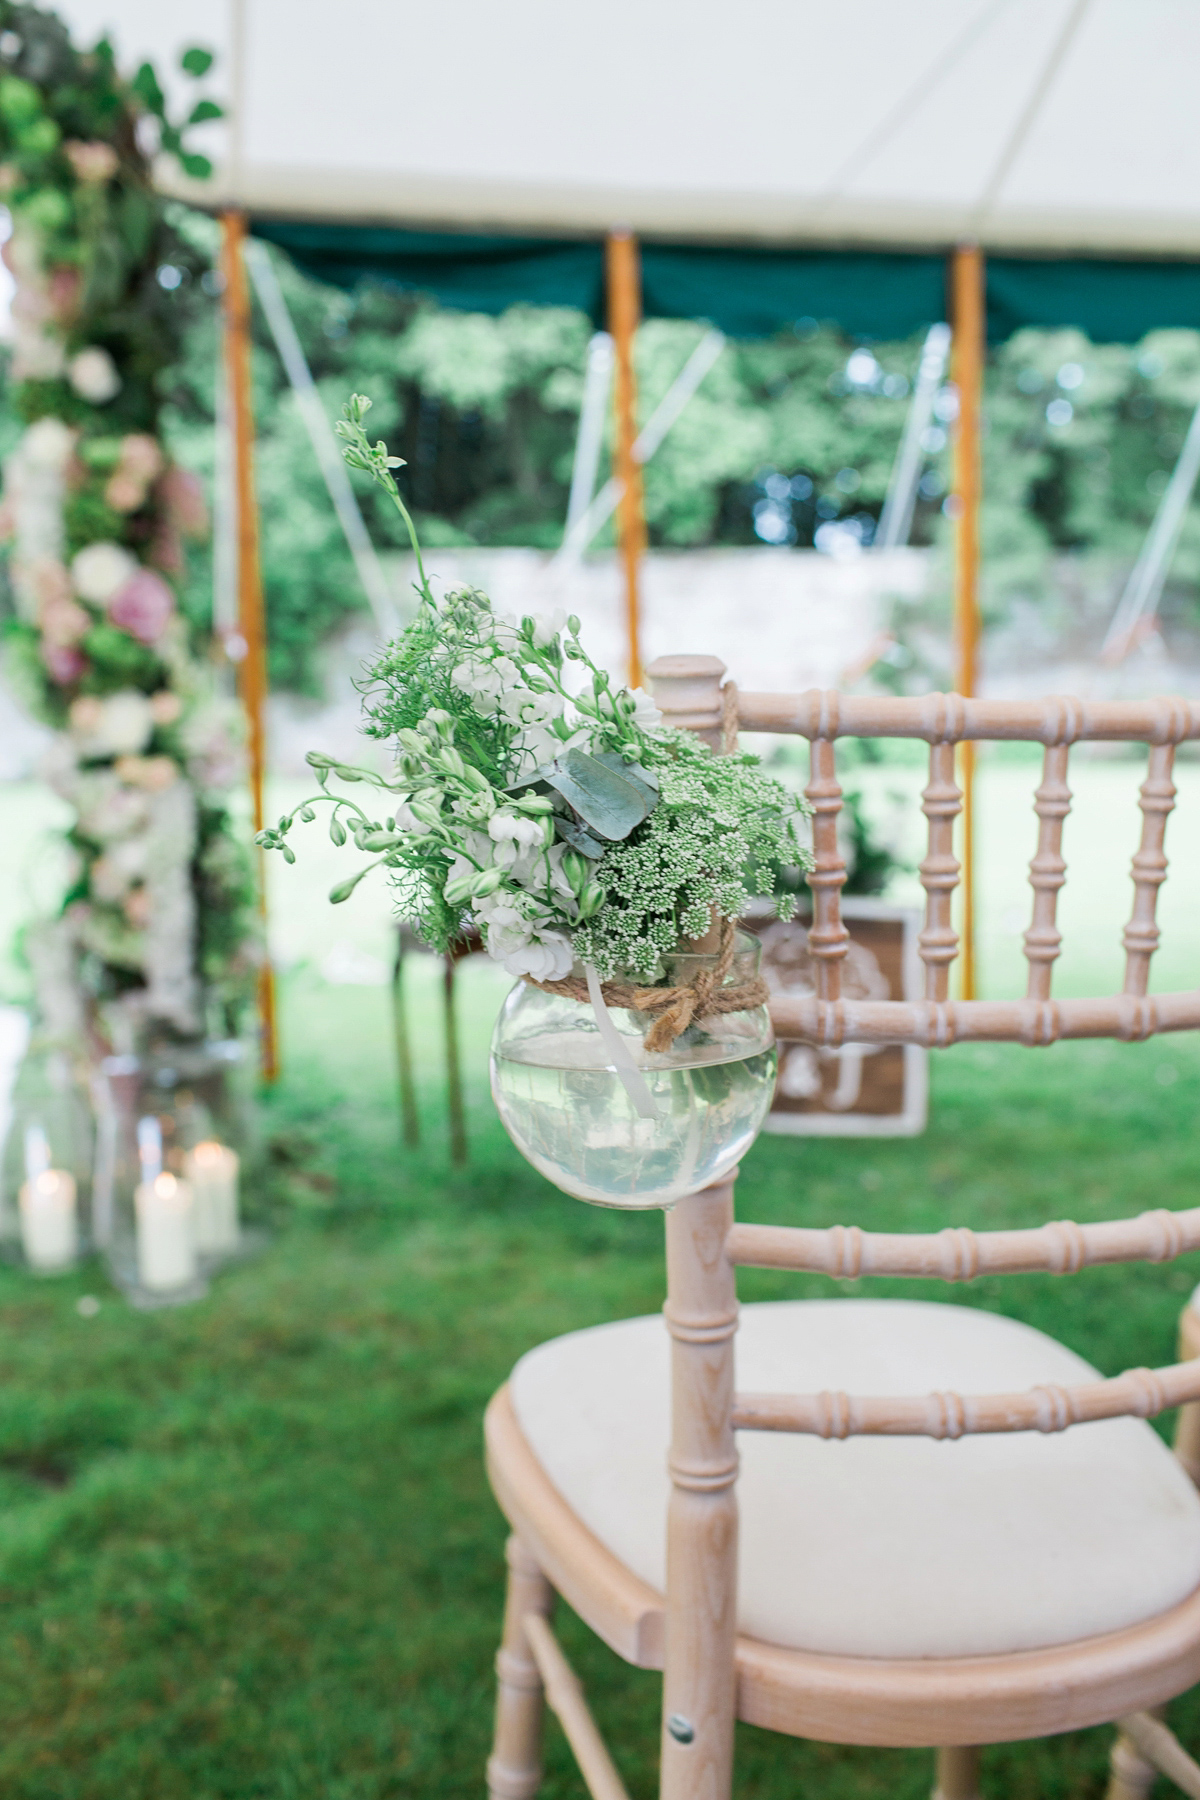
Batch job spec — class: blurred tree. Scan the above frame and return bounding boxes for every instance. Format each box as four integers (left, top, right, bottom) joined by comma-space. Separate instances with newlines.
58, 223, 1200, 694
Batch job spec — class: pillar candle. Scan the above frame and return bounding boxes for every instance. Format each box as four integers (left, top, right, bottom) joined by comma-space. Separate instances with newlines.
135, 1171, 196, 1293
183, 1141, 240, 1255
19, 1169, 78, 1271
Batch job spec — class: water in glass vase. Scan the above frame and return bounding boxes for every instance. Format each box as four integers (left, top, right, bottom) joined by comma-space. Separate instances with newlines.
491, 1034, 777, 1208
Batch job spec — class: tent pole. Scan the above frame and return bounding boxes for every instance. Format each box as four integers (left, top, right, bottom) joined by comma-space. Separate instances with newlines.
951, 242, 984, 1003
606, 229, 646, 689
221, 208, 278, 1081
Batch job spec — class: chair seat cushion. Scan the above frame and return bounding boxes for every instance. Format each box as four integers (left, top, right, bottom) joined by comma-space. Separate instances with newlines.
510, 1299, 1200, 1660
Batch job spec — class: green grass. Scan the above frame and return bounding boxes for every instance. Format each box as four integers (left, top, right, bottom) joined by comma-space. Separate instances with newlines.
0, 961, 1197, 1797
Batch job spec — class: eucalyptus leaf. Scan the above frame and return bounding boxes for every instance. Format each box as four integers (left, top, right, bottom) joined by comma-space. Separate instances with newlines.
590, 750, 660, 795
504, 764, 558, 796
549, 748, 653, 840
554, 816, 606, 860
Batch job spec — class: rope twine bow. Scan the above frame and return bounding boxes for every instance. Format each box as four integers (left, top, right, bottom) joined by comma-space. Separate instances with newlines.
529, 916, 769, 1053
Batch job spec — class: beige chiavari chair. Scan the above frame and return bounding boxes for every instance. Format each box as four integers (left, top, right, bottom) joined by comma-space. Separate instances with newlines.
484, 656, 1200, 1800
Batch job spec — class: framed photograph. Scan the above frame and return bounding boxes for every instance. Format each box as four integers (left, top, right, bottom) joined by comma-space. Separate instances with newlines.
742, 898, 928, 1138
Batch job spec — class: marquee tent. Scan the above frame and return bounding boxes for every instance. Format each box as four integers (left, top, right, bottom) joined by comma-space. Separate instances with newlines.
54, 0, 1200, 343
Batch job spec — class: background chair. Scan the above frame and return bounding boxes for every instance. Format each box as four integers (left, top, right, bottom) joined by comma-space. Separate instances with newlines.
485, 657, 1200, 1800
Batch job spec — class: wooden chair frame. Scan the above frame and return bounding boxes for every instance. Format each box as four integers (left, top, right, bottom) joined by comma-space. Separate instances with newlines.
485, 659, 1200, 1800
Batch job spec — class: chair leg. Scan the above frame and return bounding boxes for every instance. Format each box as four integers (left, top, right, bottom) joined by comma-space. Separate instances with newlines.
1106, 1728, 1159, 1800
933, 1746, 982, 1799
487, 1535, 554, 1800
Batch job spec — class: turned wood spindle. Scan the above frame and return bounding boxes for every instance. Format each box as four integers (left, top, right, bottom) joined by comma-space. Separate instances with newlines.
661, 1177, 740, 1800
1024, 742, 1072, 1000
487, 1535, 554, 1800
644, 654, 726, 751
1122, 743, 1177, 997
805, 737, 850, 1002
918, 741, 963, 1001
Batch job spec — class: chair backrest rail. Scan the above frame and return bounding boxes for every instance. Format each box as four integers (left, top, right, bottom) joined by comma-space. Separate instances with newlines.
731, 1355, 1200, 1440
726, 1204, 1200, 1279
735, 689, 1200, 744
768, 988, 1200, 1049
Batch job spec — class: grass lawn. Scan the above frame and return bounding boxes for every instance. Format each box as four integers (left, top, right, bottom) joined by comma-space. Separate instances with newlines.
0, 952, 1197, 1799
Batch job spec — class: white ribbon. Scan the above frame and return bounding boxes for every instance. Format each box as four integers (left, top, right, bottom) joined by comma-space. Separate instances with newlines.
584, 962, 661, 1120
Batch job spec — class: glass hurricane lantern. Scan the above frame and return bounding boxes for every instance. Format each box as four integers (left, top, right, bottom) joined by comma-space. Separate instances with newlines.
95, 1041, 249, 1307
490, 931, 776, 1208
0, 1041, 94, 1274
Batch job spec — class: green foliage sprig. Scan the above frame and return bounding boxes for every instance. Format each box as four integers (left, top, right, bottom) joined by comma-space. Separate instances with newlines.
258, 397, 812, 981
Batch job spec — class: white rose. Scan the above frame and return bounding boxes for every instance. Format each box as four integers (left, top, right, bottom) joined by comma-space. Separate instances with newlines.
23, 417, 75, 472
72, 541, 138, 603
77, 690, 155, 757
68, 346, 122, 405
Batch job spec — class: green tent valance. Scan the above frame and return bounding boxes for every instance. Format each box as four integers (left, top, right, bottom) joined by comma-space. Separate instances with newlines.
254, 220, 1200, 347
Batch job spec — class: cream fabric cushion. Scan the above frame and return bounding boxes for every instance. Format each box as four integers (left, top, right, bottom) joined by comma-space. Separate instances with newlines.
511, 1299, 1200, 1660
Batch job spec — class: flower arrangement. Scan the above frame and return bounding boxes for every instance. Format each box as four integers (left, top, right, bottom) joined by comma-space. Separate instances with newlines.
0, 5, 256, 1048
258, 397, 812, 999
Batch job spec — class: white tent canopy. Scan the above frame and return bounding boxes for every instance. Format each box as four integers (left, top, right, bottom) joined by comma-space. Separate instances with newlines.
52, 0, 1200, 256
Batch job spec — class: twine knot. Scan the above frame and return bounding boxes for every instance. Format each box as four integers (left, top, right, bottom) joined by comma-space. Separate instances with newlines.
528, 917, 769, 1052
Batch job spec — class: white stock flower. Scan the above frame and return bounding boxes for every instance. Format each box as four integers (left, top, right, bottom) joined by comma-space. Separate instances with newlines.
499, 687, 563, 729
72, 540, 137, 603
627, 687, 662, 730
530, 608, 567, 649
498, 930, 574, 981
488, 811, 545, 851
516, 720, 588, 775
68, 346, 122, 404
451, 658, 497, 710
476, 897, 533, 960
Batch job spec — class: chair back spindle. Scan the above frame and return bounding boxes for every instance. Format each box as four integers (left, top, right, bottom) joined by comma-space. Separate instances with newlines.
804, 733, 849, 1000
1123, 743, 1177, 997
1024, 743, 1072, 999
918, 740, 964, 1002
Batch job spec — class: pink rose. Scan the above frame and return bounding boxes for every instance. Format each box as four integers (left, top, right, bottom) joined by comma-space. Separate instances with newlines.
160, 464, 208, 538
120, 435, 163, 483
108, 569, 175, 645
42, 642, 86, 685
105, 472, 145, 513
47, 267, 81, 325
31, 558, 73, 610
40, 596, 91, 646
63, 141, 119, 183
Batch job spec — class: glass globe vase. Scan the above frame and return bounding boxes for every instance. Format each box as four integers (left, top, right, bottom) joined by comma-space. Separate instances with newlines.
490, 931, 776, 1208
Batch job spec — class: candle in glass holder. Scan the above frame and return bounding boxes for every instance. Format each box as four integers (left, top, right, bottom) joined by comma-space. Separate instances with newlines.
19, 1164, 78, 1271
134, 1171, 196, 1293
183, 1140, 240, 1255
